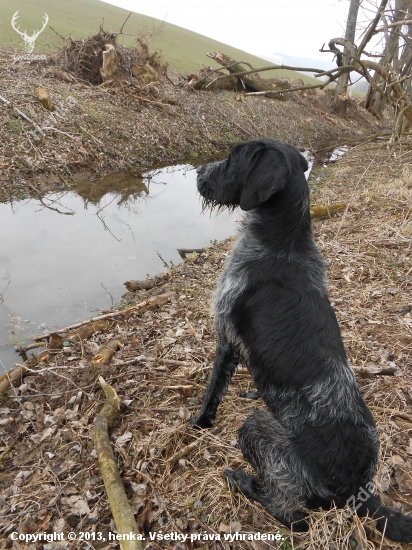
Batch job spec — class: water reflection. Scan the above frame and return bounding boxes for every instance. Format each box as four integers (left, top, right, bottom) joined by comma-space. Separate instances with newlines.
0, 164, 238, 372
74, 172, 150, 206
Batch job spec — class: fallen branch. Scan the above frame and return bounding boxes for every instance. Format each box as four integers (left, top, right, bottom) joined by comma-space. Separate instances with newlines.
94, 377, 142, 550
32, 319, 110, 343
310, 204, 347, 219
352, 365, 396, 376
41, 126, 78, 140
92, 339, 121, 365
32, 294, 170, 341
0, 364, 28, 399
204, 51, 291, 99
158, 358, 191, 367
17, 342, 47, 353
69, 321, 112, 343
369, 405, 412, 423
168, 425, 221, 466
245, 82, 325, 95
0, 336, 67, 397
168, 439, 202, 466
394, 419, 412, 430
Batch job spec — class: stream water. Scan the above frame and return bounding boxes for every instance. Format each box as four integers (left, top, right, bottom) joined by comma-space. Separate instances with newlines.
0, 164, 238, 372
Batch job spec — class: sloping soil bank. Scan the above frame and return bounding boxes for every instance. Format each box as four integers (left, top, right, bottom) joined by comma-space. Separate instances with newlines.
0, 140, 412, 549
0, 47, 382, 200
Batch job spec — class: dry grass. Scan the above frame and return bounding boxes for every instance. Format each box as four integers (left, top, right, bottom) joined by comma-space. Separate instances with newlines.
1, 142, 412, 548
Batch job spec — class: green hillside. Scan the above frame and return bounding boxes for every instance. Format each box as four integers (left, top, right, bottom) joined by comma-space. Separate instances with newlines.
0, 0, 317, 83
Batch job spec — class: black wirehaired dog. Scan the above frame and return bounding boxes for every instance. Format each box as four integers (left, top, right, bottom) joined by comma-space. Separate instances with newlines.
192, 138, 412, 542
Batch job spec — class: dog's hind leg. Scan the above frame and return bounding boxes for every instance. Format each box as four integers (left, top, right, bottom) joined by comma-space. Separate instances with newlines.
190, 337, 238, 428
227, 410, 310, 531
225, 468, 308, 531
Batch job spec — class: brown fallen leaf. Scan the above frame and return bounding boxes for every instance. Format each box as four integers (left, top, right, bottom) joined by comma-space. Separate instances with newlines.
219, 521, 242, 533
394, 468, 412, 493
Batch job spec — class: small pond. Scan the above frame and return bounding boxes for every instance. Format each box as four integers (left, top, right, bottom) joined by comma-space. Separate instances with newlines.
0, 164, 239, 372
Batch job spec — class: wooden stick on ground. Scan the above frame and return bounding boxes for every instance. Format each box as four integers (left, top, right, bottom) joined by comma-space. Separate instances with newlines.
92, 339, 121, 365
352, 365, 396, 376
0, 364, 28, 398
158, 358, 192, 367
94, 377, 142, 550
369, 405, 412, 423
168, 426, 222, 466
310, 203, 347, 219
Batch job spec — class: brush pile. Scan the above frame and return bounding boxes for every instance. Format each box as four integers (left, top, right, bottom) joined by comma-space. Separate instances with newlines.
63, 28, 117, 84
60, 26, 167, 85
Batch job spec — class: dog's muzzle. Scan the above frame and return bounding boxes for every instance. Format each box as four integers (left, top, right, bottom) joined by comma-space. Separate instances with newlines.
196, 160, 223, 181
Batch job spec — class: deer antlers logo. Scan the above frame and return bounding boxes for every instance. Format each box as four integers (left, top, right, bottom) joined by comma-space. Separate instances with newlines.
11, 11, 49, 53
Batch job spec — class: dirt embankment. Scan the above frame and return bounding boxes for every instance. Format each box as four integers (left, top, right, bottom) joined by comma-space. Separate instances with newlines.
0, 139, 412, 549
0, 47, 382, 201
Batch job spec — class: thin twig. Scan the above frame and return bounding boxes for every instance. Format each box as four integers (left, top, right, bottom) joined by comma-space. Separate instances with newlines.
0, 93, 43, 134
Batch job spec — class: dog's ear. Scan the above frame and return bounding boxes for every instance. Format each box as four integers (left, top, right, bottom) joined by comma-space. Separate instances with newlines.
239, 147, 290, 211
299, 152, 309, 172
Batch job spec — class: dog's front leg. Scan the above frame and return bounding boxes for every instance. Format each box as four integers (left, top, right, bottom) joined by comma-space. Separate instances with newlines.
190, 338, 238, 428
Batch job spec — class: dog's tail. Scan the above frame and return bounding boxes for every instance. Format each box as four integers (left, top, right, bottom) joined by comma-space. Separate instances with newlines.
357, 493, 412, 543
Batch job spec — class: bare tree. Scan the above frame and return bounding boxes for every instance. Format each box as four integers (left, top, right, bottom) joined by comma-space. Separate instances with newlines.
365, 0, 410, 116
319, 0, 412, 140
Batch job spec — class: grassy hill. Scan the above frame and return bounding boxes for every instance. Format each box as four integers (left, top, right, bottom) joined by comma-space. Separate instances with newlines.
0, 0, 318, 83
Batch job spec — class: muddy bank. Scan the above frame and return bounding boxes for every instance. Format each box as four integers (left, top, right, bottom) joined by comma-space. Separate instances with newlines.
0, 47, 382, 200
0, 140, 412, 548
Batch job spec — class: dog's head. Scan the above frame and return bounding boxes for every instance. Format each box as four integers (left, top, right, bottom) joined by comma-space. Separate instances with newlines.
197, 139, 308, 211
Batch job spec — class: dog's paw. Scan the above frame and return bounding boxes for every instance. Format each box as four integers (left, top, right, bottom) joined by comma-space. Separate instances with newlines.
189, 416, 212, 429
224, 468, 239, 492
240, 390, 260, 400
225, 468, 252, 490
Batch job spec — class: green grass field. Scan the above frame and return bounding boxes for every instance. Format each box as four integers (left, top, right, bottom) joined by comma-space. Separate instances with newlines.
0, 0, 319, 84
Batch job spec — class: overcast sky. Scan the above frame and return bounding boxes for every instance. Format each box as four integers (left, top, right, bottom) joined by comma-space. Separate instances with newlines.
100, 0, 351, 63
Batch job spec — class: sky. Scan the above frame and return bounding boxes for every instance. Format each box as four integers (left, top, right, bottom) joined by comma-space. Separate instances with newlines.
100, 0, 351, 64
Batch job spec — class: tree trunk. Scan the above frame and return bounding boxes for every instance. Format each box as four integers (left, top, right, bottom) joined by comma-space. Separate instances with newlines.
366, 0, 408, 117
335, 0, 360, 97
400, 5, 412, 101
